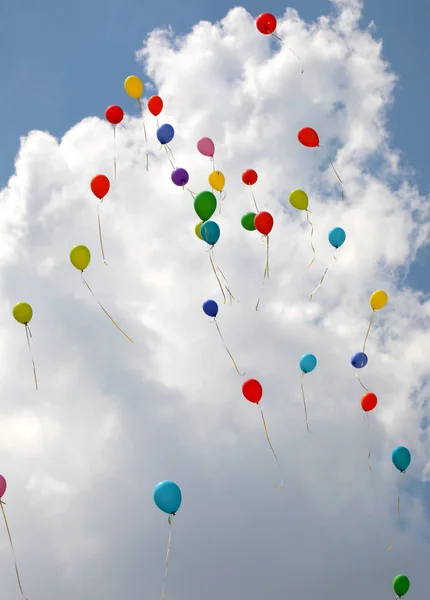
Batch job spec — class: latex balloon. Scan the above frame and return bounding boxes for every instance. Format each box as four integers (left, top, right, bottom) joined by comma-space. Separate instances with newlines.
105, 105, 124, 125
203, 299, 218, 318
242, 169, 258, 185
197, 137, 215, 157
254, 211, 273, 235
328, 227, 346, 249
13, 302, 33, 325
392, 446, 411, 472
300, 353, 317, 373
70, 245, 91, 271
148, 95, 163, 116
242, 378, 262, 404
153, 480, 182, 515
256, 12, 277, 34
351, 352, 368, 369
298, 127, 320, 147
194, 191, 217, 221
208, 170, 225, 192
241, 212, 257, 231
289, 189, 309, 211
195, 222, 203, 240
157, 124, 174, 145
200, 221, 220, 245
124, 75, 143, 99
370, 290, 388, 310
393, 575, 410, 598
361, 392, 377, 412
0, 474, 6, 498
90, 174, 110, 199
171, 168, 189, 187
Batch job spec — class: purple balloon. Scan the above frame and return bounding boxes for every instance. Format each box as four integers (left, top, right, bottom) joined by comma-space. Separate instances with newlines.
171, 168, 189, 187
197, 137, 215, 157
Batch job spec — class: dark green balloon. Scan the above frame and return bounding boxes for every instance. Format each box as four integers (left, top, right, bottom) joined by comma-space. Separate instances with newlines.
241, 212, 257, 231
194, 191, 217, 222
393, 575, 410, 597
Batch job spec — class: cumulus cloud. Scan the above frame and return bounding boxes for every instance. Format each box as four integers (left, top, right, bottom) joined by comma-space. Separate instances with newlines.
0, 1, 429, 599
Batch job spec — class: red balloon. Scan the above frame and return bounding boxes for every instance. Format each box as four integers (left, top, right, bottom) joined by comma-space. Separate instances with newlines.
90, 174, 110, 199
242, 379, 263, 404
256, 12, 277, 35
254, 211, 274, 235
242, 169, 258, 186
105, 105, 124, 125
148, 95, 163, 117
298, 127, 320, 148
361, 392, 377, 412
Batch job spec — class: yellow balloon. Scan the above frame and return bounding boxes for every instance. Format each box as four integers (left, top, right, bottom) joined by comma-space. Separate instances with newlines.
289, 189, 309, 211
70, 245, 91, 271
370, 290, 388, 311
124, 75, 143, 99
195, 222, 203, 240
13, 302, 33, 325
208, 170, 225, 192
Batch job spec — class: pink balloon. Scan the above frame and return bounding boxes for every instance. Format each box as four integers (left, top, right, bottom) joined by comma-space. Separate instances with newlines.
0, 475, 6, 498
197, 137, 215, 157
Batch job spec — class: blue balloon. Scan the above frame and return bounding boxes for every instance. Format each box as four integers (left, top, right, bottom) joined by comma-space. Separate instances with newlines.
299, 353, 317, 373
351, 352, 368, 369
153, 480, 182, 515
203, 299, 218, 317
200, 220, 220, 245
328, 227, 346, 249
157, 123, 175, 145
392, 446, 411, 473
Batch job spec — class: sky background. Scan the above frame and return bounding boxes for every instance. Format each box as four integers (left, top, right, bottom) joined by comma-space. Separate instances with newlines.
0, 0, 430, 599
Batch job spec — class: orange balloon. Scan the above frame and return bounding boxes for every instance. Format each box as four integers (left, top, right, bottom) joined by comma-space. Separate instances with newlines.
90, 174, 110, 199
361, 392, 377, 412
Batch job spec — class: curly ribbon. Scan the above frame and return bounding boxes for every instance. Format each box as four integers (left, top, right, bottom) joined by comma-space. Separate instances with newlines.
24, 324, 38, 391
0, 500, 29, 600
387, 471, 406, 551
319, 145, 344, 202
97, 201, 107, 266
300, 372, 312, 434
362, 309, 375, 358
161, 514, 173, 600
309, 251, 337, 301
270, 34, 304, 73
305, 210, 316, 268
255, 235, 270, 311
258, 404, 283, 489
137, 98, 149, 172
213, 318, 243, 376
80, 272, 134, 344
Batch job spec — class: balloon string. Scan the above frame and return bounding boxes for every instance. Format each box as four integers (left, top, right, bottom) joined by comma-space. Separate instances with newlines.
387, 495, 401, 551
301, 372, 312, 434
24, 324, 38, 391
305, 210, 316, 268
185, 188, 196, 199
163, 145, 177, 170
258, 404, 283, 489
211, 249, 236, 304
208, 250, 227, 304
80, 272, 134, 344
269, 33, 304, 73
97, 201, 107, 266
255, 236, 270, 311
0, 500, 29, 600
136, 98, 149, 171
161, 514, 173, 600
156, 117, 160, 128
210, 156, 216, 171
113, 126, 117, 179
354, 369, 369, 392
251, 190, 259, 212
364, 412, 372, 471
310, 251, 337, 301
362, 310, 375, 357
318, 145, 344, 202
214, 318, 244, 376
218, 191, 227, 215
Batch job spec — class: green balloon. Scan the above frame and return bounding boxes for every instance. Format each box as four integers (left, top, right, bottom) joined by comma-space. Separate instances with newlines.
393, 575, 410, 597
241, 212, 257, 231
194, 191, 217, 222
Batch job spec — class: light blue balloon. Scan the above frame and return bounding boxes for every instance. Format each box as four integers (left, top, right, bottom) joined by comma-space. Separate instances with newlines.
200, 220, 220, 245
153, 480, 182, 515
392, 446, 411, 473
299, 353, 317, 373
328, 227, 346, 249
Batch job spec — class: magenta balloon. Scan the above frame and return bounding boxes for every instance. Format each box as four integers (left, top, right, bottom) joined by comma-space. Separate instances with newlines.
0, 475, 6, 498
197, 137, 215, 157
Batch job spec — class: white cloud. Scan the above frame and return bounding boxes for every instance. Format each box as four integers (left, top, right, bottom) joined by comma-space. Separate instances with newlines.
0, 1, 429, 599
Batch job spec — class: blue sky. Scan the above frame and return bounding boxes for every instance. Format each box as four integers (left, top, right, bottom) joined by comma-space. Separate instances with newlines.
1, 0, 429, 289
